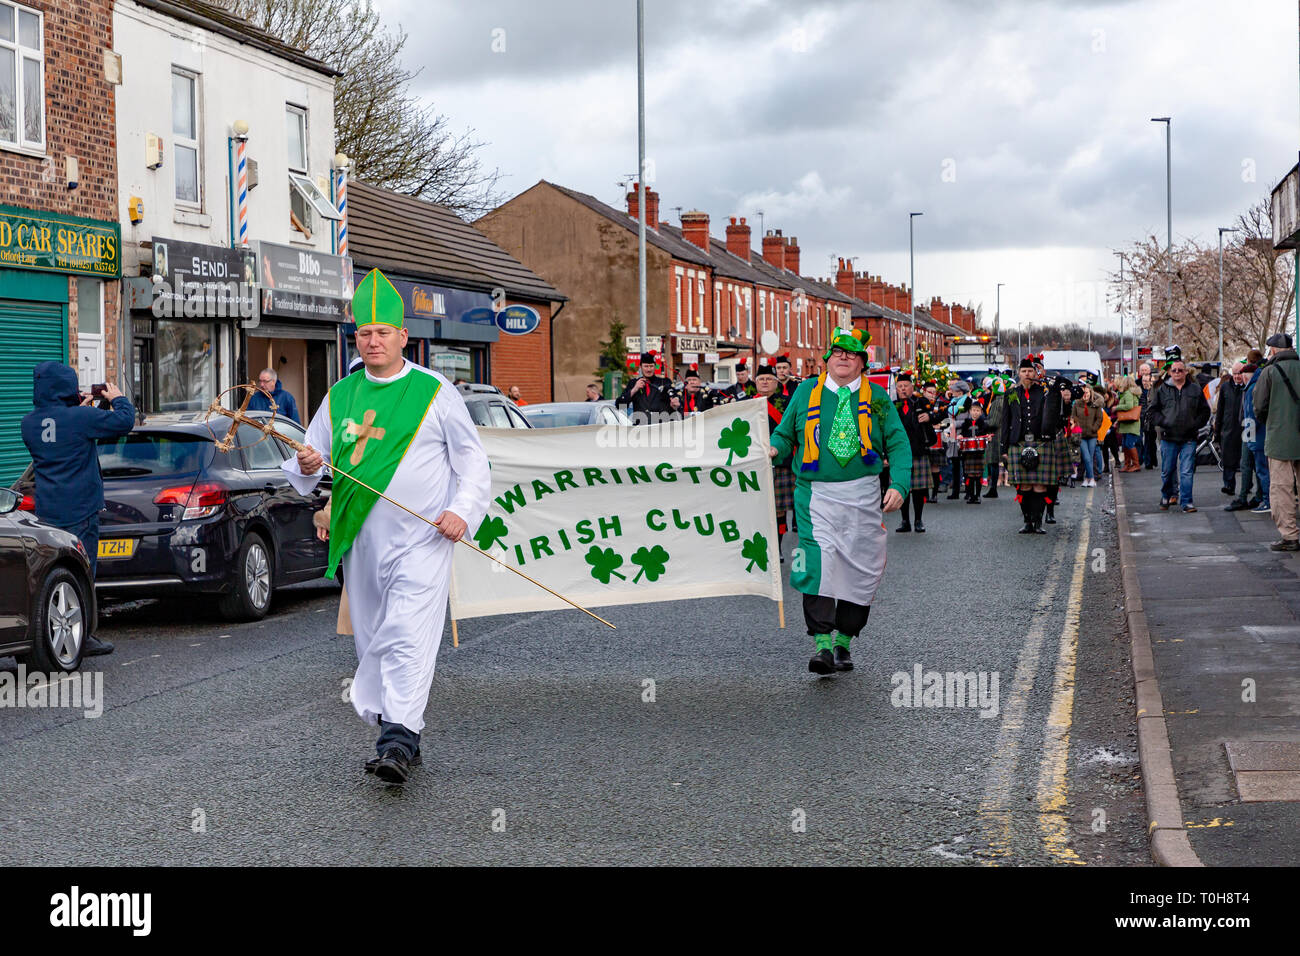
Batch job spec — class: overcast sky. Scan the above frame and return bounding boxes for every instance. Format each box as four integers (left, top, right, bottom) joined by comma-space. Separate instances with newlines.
378, 0, 1299, 335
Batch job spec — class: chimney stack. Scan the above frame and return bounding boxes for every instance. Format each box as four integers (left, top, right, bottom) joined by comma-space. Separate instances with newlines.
626, 183, 661, 231
680, 210, 710, 250
761, 229, 786, 270
726, 216, 751, 261
785, 235, 800, 275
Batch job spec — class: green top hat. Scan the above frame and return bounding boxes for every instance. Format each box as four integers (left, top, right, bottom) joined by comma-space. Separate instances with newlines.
352, 269, 405, 329
823, 326, 870, 361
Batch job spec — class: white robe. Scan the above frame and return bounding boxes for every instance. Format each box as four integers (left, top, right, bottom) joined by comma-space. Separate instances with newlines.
283, 360, 491, 732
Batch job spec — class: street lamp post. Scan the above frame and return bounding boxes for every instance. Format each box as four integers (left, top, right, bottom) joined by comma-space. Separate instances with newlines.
636, 0, 647, 349
1151, 116, 1172, 343
909, 212, 923, 361
1114, 251, 1126, 374
996, 282, 1005, 361
1218, 226, 1240, 368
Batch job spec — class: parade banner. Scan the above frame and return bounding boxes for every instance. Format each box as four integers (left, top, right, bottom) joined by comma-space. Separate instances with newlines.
449, 401, 782, 620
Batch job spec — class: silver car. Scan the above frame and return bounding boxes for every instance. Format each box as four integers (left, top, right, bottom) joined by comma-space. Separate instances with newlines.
519, 401, 632, 428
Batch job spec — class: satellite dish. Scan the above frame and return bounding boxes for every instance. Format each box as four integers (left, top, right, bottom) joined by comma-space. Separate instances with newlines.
759, 330, 779, 354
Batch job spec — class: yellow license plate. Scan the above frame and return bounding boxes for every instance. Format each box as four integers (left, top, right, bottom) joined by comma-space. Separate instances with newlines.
97, 538, 137, 559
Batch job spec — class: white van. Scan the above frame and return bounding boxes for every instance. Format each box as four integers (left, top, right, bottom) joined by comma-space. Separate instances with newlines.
1040, 350, 1103, 384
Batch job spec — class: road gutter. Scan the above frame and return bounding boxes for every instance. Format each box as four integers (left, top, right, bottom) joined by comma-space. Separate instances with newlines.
1112, 473, 1204, 867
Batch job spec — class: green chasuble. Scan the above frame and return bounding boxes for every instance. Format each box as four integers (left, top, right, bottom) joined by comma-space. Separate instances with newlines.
326, 369, 441, 576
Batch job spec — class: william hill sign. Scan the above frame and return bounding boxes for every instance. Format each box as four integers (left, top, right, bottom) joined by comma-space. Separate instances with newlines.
0, 204, 120, 277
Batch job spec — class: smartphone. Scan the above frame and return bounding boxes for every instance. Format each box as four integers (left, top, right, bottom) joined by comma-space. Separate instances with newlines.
91, 383, 107, 398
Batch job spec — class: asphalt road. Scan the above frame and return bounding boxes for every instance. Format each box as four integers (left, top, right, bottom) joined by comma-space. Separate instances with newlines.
0, 478, 1147, 866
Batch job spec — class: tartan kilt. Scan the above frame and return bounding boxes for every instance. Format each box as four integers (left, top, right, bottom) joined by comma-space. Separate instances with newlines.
908, 452, 932, 491
961, 449, 986, 476
773, 463, 795, 513
1007, 437, 1065, 485
928, 447, 946, 470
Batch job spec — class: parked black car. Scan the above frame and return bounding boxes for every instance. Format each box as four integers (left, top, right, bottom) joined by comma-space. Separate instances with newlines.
0, 486, 97, 672
13, 411, 330, 621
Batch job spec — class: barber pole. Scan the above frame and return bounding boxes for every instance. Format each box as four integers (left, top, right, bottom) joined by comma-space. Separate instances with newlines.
235, 137, 248, 247
336, 166, 348, 257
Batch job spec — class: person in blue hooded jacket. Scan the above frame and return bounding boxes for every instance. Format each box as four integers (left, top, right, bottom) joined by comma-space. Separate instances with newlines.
21, 362, 135, 656
246, 368, 301, 424
1241, 352, 1271, 513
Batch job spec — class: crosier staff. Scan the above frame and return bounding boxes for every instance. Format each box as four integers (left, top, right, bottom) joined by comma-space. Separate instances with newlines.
205, 385, 616, 631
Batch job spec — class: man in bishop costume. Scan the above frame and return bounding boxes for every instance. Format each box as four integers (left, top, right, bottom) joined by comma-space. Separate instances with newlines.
770, 327, 910, 674
284, 269, 491, 784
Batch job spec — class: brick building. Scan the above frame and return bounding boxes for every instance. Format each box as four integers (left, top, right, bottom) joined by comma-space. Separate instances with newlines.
0, 0, 120, 481
347, 180, 563, 403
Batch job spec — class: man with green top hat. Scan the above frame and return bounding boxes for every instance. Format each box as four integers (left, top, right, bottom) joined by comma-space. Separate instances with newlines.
769, 326, 910, 674
283, 269, 492, 784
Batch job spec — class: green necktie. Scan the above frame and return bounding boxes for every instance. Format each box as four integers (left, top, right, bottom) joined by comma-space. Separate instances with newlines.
826, 386, 860, 466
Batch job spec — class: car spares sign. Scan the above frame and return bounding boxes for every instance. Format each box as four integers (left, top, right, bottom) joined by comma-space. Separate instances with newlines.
495, 304, 540, 335
0, 204, 120, 277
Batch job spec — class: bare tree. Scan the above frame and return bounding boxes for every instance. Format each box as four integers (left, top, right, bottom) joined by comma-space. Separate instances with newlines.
220, 0, 503, 217
1109, 197, 1296, 362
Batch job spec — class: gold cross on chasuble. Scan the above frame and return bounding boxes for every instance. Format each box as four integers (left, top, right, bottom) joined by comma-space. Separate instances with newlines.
346, 409, 386, 465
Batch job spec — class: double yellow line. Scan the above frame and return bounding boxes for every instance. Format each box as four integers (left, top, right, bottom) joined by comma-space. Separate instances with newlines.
979, 489, 1093, 864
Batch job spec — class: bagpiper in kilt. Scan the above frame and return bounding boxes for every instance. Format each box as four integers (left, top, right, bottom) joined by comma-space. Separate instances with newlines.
981, 382, 1006, 498
893, 371, 937, 532
1002, 357, 1067, 534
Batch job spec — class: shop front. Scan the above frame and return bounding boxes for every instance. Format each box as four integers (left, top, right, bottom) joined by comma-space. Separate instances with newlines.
125, 237, 253, 414
247, 241, 353, 416
0, 204, 120, 482
342, 274, 499, 383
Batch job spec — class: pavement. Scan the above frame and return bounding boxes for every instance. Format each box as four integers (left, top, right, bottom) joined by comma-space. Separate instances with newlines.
1114, 460, 1300, 866
0, 478, 1146, 866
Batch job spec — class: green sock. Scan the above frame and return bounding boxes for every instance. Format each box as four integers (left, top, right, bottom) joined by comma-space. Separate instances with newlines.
832, 631, 852, 650
814, 633, 834, 652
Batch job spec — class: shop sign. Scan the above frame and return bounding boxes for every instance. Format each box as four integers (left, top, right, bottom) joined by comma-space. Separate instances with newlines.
256, 241, 353, 298
625, 335, 664, 353
260, 288, 347, 321
0, 204, 119, 277
495, 304, 540, 335
150, 237, 256, 318
674, 334, 715, 352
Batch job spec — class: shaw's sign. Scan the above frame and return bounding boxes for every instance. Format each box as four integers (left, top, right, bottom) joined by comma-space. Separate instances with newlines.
495, 304, 540, 335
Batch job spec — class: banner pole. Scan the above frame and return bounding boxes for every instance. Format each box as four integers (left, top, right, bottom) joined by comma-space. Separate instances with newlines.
778, 599, 785, 629
451, 618, 459, 648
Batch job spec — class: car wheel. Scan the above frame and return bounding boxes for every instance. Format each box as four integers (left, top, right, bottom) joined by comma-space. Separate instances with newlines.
218, 533, 273, 621
27, 567, 88, 673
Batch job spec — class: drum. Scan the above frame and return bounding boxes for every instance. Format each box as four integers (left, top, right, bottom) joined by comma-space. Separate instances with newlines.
959, 435, 990, 453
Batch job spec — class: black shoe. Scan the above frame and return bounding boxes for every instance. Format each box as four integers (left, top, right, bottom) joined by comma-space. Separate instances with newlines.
1033, 523, 1047, 534
833, 646, 853, 671
366, 748, 422, 774
808, 649, 836, 674
1248, 497, 1263, 509
1019, 522, 1036, 534
966, 495, 978, 504
985, 488, 998, 499
1144, 463, 1154, 470
915, 520, 925, 533
897, 522, 911, 532
947, 490, 961, 499
1270, 539, 1300, 552
1045, 508, 1056, 524
1225, 500, 1247, 511
83, 635, 114, 656
1221, 486, 1234, 496
372, 747, 411, 784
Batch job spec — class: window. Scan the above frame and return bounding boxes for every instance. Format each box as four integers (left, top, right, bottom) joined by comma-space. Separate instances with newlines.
744, 289, 752, 337
239, 424, 290, 469
714, 287, 721, 337
675, 269, 684, 331
0, 1, 43, 151
784, 302, 790, 342
172, 68, 200, 206
758, 292, 765, 332
286, 105, 307, 173
697, 277, 705, 332
286, 104, 317, 235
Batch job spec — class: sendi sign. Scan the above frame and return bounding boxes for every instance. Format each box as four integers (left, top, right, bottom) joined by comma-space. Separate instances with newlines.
494, 304, 540, 336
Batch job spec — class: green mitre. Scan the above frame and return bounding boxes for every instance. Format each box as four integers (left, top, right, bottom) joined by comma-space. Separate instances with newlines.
352, 269, 405, 328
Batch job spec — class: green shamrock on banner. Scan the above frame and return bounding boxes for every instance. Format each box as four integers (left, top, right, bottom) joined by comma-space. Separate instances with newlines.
718, 417, 752, 466
741, 532, 769, 573
630, 545, 670, 583
473, 515, 508, 551
584, 545, 627, 584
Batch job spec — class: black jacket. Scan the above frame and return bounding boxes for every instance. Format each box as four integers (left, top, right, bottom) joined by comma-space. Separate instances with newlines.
616, 374, 671, 415
681, 387, 714, 414
1001, 383, 1064, 447
894, 395, 936, 455
20, 362, 136, 526
1149, 379, 1210, 442
1214, 380, 1245, 469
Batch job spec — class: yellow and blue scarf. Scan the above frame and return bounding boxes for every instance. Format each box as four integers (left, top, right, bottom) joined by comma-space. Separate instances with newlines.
800, 373, 877, 473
